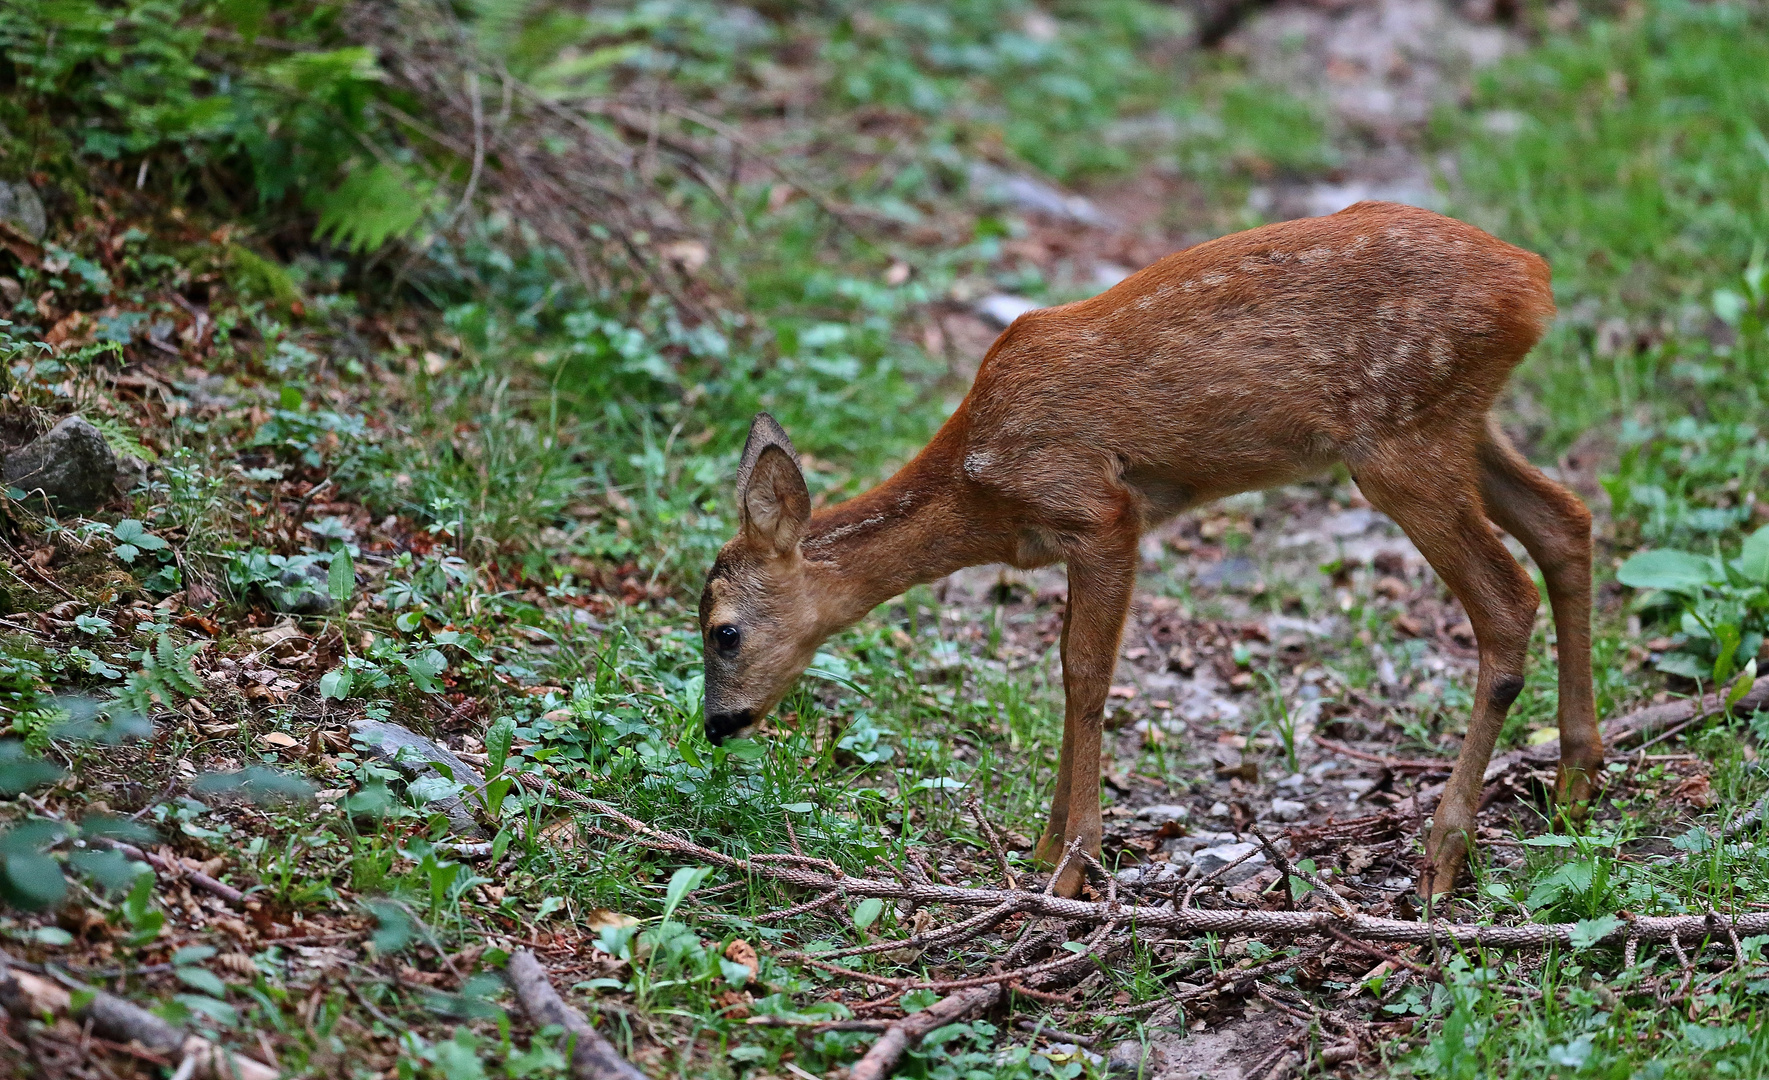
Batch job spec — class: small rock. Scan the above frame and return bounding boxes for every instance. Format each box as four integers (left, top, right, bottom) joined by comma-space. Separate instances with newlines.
2, 417, 121, 512
1194, 556, 1259, 590
0, 180, 47, 242
268, 560, 338, 615
1208, 800, 1231, 818
349, 720, 489, 838
1276, 773, 1305, 792
1322, 507, 1376, 537
975, 293, 1041, 328
1093, 262, 1133, 289
1191, 842, 1265, 883
1269, 798, 1308, 822
1116, 861, 1185, 887
1136, 803, 1190, 823
1106, 1038, 1161, 1077
1167, 831, 1234, 855
968, 161, 1117, 228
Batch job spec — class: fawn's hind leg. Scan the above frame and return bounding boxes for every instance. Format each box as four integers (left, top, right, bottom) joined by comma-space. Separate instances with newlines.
1355, 437, 1542, 896
1476, 417, 1601, 809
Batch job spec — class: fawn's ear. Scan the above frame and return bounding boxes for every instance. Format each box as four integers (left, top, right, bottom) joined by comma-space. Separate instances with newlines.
737, 413, 810, 556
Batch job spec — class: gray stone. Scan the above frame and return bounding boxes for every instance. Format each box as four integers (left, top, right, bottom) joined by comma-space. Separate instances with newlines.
1115, 860, 1185, 887
349, 719, 489, 838
1195, 556, 1259, 590
0, 180, 47, 242
968, 162, 1117, 228
1269, 798, 1308, 822
1136, 803, 1190, 823
3, 417, 119, 512
1106, 1038, 1162, 1077
974, 293, 1041, 328
268, 560, 338, 615
1191, 842, 1265, 883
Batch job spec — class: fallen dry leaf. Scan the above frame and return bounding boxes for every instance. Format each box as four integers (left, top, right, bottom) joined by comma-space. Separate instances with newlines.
724, 939, 759, 980
1671, 774, 1713, 808
586, 909, 640, 934
258, 731, 300, 750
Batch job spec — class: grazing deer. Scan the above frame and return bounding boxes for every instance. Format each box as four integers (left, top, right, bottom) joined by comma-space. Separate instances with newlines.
698, 201, 1597, 898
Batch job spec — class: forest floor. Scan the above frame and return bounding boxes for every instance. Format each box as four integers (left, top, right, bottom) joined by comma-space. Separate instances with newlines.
1, 0, 1767, 1078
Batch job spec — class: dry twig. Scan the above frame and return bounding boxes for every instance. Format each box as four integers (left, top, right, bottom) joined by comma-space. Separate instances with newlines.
0, 955, 276, 1079
505, 950, 646, 1080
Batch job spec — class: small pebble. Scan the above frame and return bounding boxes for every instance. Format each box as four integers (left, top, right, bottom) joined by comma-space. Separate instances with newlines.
1270, 798, 1308, 821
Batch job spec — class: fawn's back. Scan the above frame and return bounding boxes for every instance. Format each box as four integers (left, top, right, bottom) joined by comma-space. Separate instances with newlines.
955, 201, 1555, 530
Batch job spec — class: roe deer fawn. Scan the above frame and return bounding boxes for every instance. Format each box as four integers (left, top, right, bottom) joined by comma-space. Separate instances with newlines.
697, 201, 1598, 898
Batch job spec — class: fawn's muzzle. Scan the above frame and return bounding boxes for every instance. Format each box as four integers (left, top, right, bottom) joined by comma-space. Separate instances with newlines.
704, 709, 754, 744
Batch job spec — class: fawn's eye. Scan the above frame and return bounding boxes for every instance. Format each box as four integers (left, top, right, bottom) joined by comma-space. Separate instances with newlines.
713, 624, 741, 652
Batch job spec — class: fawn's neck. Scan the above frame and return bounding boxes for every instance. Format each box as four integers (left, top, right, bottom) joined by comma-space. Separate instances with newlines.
800, 432, 1009, 630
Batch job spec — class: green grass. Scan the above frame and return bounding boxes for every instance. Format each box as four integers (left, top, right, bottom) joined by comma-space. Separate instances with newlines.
2, 0, 1769, 1076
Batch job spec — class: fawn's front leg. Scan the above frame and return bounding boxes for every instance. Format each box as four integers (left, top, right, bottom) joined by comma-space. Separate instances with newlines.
1036, 538, 1138, 898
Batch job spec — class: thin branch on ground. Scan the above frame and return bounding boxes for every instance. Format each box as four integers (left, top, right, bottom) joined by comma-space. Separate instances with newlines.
0, 955, 276, 1080
504, 950, 646, 1080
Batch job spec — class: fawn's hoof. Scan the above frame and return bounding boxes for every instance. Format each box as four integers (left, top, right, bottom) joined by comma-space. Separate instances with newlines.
1555, 760, 1600, 816
1418, 826, 1472, 899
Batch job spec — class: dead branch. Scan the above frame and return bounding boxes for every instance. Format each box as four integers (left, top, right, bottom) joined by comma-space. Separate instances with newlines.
505, 949, 646, 1080
573, 797, 1769, 950
849, 984, 1001, 1080
0, 956, 276, 1079
87, 836, 245, 906
1387, 680, 1769, 821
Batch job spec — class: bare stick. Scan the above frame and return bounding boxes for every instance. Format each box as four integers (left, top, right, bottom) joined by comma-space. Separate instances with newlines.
84, 835, 245, 907
968, 796, 1019, 890
572, 795, 1769, 949
1250, 827, 1297, 910
0, 957, 275, 1079
505, 950, 646, 1080
849, 984, 1001, 1080
1323, 926, 1441, 982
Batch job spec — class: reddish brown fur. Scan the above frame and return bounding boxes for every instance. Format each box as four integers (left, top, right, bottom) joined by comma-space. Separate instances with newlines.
700, 202, 1599, 897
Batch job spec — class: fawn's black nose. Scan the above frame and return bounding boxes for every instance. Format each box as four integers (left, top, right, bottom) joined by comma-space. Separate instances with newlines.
704, 710, 753, 745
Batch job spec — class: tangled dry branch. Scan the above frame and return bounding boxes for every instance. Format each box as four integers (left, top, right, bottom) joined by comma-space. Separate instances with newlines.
576, 798, 1769, 954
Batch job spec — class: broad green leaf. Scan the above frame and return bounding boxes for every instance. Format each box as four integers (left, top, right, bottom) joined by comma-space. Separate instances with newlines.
402, 649, 448, 693
1518, 833, 1577, 847
0, 741, 63, 795
1727, 659, 1758, 711
174, 993, 238, 1027
719, 957, 753, 988
3, 852, 68, 910
365, 898, 414, 953
851, 897, 884, 930
662, 866, 712, 923
1616, 549, 1719, 594
408, 776, 464, 804
485, 716, 515, 775
175, 966, 229, 997
482, 776, 514, 818
67, 848, 148, 894
319, 667, 353, 700
328, 549, 355, 604
1569, 914, 1623, 949
1742, 524, 1769, 583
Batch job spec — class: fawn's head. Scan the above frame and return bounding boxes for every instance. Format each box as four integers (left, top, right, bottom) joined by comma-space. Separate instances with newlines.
698, 414, 821, 744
